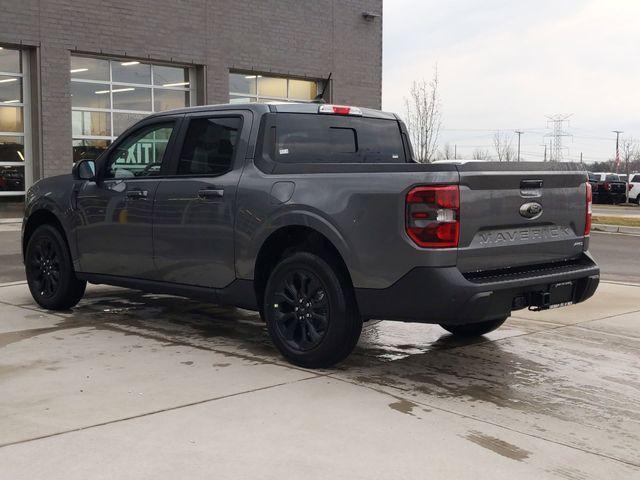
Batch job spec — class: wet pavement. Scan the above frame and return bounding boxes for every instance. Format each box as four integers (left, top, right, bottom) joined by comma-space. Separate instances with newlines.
0, 280, 639, 479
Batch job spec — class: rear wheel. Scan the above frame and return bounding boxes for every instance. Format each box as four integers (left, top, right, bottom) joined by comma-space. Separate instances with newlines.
440, 317, 507, 337
25, 224, 86, 310
263, 252, 362, 368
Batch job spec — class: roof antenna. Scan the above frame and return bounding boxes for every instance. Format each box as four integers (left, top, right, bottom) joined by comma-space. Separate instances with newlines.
312, 72, 332, 104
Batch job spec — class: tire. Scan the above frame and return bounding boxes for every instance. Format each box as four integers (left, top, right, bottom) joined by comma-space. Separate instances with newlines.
25, 224, 86, 310
440, 317, 507, 337
263, 251, 362, 368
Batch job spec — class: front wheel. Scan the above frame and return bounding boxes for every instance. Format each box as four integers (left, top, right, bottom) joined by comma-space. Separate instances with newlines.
263, 252, 362, 368
25, 224, 86, 310
440, 317, 507, 337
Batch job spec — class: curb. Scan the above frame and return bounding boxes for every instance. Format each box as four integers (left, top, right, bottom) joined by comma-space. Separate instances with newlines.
592, 223, 640, 235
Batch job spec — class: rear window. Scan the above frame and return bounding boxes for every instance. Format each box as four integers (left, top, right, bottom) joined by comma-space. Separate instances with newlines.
272, 114, 406, 163
605, 174, 620, 182
588, 173, 598, 181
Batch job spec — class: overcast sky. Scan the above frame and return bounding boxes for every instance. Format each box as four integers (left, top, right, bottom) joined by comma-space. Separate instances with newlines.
382, 0, 640, 163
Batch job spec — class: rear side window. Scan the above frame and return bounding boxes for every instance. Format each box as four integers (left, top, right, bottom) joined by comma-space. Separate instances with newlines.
273, 114, 406, 163
632, 175, 640, 183
177, 117, 241, 176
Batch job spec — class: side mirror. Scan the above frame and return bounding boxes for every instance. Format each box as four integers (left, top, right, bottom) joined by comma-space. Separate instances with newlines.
73, 159, 97, 181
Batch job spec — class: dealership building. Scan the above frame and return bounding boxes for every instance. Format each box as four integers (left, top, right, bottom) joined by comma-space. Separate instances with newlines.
0, 0, 382, 210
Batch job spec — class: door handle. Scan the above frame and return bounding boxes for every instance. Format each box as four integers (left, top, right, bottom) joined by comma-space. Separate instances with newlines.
126, 189, 148, 200
198, 188, 224, 199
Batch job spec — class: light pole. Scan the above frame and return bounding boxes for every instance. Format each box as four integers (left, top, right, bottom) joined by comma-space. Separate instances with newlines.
515, 130, 524, 162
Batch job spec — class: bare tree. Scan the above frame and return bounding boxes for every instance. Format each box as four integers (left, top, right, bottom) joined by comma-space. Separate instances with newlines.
620, 136, 638, 202
438, 143, 455, 160
472, 148, 492, 161
492, 132, 515, 162
404, 67, 442, 163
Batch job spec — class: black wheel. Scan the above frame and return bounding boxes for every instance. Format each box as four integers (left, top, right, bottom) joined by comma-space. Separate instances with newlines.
25, 224, 86, 310
263, 251, 362, 368
440, 317, 507, 337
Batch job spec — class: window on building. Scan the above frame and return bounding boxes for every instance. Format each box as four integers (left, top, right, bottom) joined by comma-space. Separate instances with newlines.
229, 73, 320, 104
177, 117, 242, 176
0, 46, 29, 199
71, 56, 194, 163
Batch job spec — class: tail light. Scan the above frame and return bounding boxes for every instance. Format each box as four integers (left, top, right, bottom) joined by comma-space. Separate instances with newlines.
406, 185, 460, 248
318, 104, 363, 116
605, 182, 611, 191
585, 182, 592, 236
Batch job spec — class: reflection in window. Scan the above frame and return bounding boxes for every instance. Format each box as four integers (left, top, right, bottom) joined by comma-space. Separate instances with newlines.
229, 73, 319, 103
0, 106, 23, 133
72, 139, 111, 163
107, 124, 174, 178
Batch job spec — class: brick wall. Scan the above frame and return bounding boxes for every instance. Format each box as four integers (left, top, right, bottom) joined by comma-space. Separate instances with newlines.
0, 0, 382, 179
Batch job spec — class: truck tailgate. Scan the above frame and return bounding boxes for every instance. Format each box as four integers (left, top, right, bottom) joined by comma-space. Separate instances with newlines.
456, 162, 588, 273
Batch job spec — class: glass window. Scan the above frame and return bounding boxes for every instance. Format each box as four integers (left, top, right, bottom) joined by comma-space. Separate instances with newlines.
106, 123, 174, 178
0, 48, 21, 74
71, 56, 192, 156
0, 75, 22, 103
177, 117, 241, 176
605, 174, 620, 182
72, 139, 111, 163
631, 175, 640, 183
72, 111, 111, 136
289, 79, 317, 100
154, 89, 189, 111
0, 165, 24, 192
273, 114, 405, 164
229, 73, 257, 95
153, 65, 189, 87
0, 106, 23, 132
112, 61, 151, 84
229, 72, 320, 103
113, 112, 147, 136
258, 76, 287, 98
71, 82, 110, 109
0, 136, 24, 163
112, 86, 151, 111
70, 57, 109, 81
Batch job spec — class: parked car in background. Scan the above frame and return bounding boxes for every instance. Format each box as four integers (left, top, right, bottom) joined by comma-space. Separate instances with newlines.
629, 173, 640, 204
588, 172, 627, 204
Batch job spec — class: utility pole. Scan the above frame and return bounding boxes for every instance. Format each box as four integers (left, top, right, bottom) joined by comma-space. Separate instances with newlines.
613, 130, 623, 173
545, 114, 573, 161
580, 152, 583, 164
540, 143, 547, 162
454, 144, 457, 160
515, 130, 524, 162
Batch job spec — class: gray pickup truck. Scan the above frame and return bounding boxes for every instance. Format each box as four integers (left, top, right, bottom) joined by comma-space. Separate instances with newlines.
22, 102, 599, 367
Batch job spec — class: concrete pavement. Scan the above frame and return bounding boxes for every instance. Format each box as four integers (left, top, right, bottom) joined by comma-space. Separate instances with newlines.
1, 279, 639, 479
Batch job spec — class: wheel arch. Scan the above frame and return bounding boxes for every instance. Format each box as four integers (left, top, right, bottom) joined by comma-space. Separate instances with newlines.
22, 209, 70, 261
253, 224, 355, 313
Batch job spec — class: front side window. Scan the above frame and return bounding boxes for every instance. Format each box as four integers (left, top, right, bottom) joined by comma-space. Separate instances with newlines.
272, 114, 406, 164
71, 56, 194, 163
177, 117, 241, 176
105, 123, 174, 179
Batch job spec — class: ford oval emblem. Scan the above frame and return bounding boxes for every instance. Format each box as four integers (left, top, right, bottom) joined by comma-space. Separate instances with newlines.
520, 202, 543, 220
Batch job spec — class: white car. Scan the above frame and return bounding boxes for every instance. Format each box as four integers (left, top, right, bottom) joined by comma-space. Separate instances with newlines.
629, 173, 640, 204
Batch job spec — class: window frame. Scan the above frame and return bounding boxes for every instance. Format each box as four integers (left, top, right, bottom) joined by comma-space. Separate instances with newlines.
0, 46, 31, 197
229, 72, 322, 104
71, 55, 196, 163
163, 111, 250, 178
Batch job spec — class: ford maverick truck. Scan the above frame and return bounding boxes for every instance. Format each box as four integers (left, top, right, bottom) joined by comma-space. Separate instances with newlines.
22, 102, 599, 367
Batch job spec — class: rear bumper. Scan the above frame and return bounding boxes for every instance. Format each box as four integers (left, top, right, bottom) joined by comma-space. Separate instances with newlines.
355, 253, 600, 325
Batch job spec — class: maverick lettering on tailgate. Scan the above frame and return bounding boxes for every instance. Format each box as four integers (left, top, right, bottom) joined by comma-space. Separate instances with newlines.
478, 226, 572, 246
